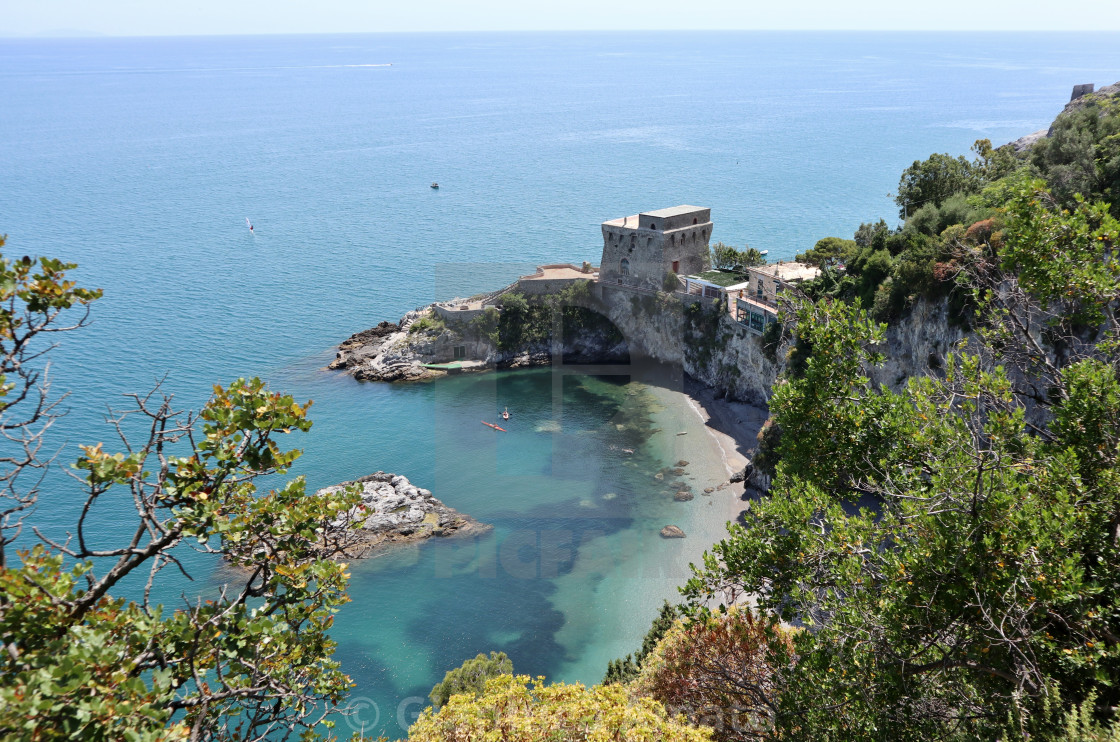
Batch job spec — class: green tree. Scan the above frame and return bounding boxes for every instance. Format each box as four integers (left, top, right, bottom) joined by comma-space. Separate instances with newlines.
896, 151, 981, 219
854, 219, 890, 249
429, 651, 514, 710
740, 247, 767, 268
0, 241, 367, 741
796, 236, 858, 268
710, 242, 740, 271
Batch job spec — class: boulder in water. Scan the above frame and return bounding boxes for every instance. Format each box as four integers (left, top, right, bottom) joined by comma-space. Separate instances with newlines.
660, 525, 686, 538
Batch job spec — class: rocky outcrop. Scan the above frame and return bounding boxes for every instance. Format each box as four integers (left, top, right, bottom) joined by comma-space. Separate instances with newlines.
1007, 81, 1120, 148
1009, 129, 1048, 153
660, 525, 686, 539
330, 310, 445, 382
318, 472, 490, 559
330, 302, 628, 383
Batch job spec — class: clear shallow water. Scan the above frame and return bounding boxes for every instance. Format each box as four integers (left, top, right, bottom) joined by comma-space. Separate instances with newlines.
2, 31, 1118, 737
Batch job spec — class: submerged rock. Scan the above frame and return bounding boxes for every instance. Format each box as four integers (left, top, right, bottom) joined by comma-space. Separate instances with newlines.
676, 460, 689, 467
660, 525, 686, 539
674, 491, 694, 502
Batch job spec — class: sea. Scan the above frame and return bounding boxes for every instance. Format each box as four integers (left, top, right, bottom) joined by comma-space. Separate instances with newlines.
2, 31, 1117, 737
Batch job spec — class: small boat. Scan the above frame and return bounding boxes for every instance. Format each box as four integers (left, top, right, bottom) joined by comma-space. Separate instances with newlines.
759, 249, 768, 255
430, 182, 439, 189
501, 407, 510, 421
482, 421, 507, 432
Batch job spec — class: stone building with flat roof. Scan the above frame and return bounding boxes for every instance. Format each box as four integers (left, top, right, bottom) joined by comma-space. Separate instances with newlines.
738, 262, 820, 305
599, 205, 712, 291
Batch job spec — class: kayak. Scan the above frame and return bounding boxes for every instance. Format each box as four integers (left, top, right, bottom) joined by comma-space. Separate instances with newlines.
482, 421, 507, 432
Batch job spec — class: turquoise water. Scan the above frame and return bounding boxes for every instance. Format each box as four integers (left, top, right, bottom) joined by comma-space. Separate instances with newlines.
3, 31, 1119, 737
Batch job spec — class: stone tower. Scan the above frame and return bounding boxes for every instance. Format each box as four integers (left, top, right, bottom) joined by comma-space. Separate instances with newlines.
599, 205, 712, 291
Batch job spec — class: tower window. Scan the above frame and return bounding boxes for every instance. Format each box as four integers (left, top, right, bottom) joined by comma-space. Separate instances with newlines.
620, 258, 630, 276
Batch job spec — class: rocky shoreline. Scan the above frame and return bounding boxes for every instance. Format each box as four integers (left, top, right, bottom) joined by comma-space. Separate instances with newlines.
328, 311, 442, 382
319, 471, 490, 559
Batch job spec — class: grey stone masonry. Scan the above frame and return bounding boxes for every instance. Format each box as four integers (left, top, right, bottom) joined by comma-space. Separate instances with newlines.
599, 205, 712, 291
1071, 83, 1095, 101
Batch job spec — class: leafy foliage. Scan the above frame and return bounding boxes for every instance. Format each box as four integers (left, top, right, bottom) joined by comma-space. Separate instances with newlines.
0, 243, 366, 741
895, 151, 981, 219
795, 236, 858, 268
711, 243, 767, 272
409, 313, 446, 334
429, 651, 513, 710
407, 674, 712, 741
683, 183, 1120, 738
634, 605, 791, 742
1031, 94, 1120, 217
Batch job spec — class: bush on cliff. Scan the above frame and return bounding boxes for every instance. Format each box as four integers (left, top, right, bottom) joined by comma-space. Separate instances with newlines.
633, 605, 791, 742
408, 674, 712, 742
1031, 93, 1120, 216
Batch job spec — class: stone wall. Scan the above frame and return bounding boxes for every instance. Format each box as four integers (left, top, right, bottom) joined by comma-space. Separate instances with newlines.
516, 276, 593, 296
599, 222, 712, 291
433, 304, 489, 322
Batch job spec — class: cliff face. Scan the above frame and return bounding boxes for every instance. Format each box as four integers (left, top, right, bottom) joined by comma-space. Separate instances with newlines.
331, 286, 963, 409
871, 297, 967, 391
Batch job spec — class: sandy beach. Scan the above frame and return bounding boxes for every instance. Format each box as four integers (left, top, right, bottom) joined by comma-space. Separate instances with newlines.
682, 376, 769, 478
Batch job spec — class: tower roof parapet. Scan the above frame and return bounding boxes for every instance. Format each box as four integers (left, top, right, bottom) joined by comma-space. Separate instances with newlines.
602, 205, 711, 233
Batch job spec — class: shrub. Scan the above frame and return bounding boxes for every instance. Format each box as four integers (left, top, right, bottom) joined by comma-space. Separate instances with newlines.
634, 605, 792, 742
796, 236, 858, 268
409, 314, 445, 334
408, 674, 712, 741
429, 651, 513, 710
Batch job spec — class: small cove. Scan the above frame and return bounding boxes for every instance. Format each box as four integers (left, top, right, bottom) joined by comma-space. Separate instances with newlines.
318, 366, 757, 737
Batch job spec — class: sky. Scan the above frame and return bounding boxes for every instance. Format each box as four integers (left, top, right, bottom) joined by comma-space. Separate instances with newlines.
2, 0, 1120, 36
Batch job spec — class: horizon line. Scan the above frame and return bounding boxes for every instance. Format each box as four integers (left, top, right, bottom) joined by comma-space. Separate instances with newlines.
6, 28, 1120, 40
